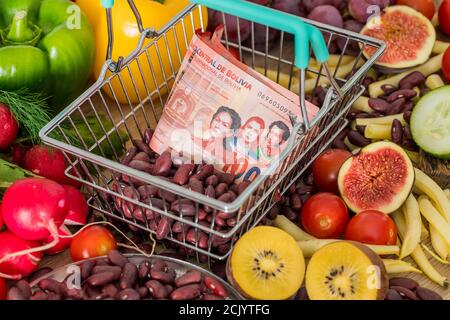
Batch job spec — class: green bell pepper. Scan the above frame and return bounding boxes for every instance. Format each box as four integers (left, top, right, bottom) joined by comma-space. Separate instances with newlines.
0, 0, 95, 109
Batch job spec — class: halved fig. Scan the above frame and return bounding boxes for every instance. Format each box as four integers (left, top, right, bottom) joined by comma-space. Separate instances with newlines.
361, 5, 436, 69
338, 141, 414, 214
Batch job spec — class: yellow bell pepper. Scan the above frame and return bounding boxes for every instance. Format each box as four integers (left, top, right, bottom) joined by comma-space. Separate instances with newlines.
76, 0, 208, 104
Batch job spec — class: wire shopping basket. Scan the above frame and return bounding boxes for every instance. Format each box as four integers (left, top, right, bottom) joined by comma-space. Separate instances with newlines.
40, 0, 385, 264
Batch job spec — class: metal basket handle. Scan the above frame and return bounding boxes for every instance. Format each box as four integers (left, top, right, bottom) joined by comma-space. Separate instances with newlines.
101, 0, 149, 71
192, 0, 343, 131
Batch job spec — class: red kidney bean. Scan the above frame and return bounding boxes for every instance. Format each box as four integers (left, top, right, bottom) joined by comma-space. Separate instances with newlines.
189, 178, 204, 194
332, 138, 347, 151
206, 214, 213, 223
153, 151, 172, 176
151, 259, 167, 272
347, 130, 371, 147
420, 87, 430, 97
158, 189, 177, 203
192, 164, 214, 181
129, 160, 153, 173
204, 185, 216, 201
132, 207, 145, 222
197, 208, 207, 221
387, 89, 417, 103
138, 261, 150, 280
120, 263, 138, 289
16, 280, 32, 299
391, 286, 418, 300
218, 192, 232, 203
133, 152, 151, 163
356, 125, 366, 136
47, 293, 62, 300
236, 181, 251, 195
403, 125, 412, 140
172, 220, 192, 234
389, 277, 418, 290
267, 206, 279, 220
399, 71, 425, 90
402, 101, 414, 113
146, 280, 169, 299
186, 229, 209, 249
368, 111, 384, 118
215, 216, 226, 227
38, 279, 63, 295
108, 249, 128, 268
7, 287, 26, 300
138, 286, 149, 298
368, 98, 390, 113
175, 270, 202, 287
116, 288, 140, 300
102, 284, 119, 299
211, 235, 229, 247
211, 262, 227, 280
94, 258, 111, 266
150, 269, 175, 284
173, 164, 195, 185
31, 291, 49, 300
226, 217, 237, 227
386, 98, 406, 115
416, 287, 443, 300
401, 138, 418, 151
63, 286, 85, 300
137, 185, 159, 199
121, 146, 138, 165
86, 272, 116, 287
217, 211, 236, 219
218, 172, 235, 185
206, 175, 219, 187
290, 193, 303, 211
282, 206, 298, 221
133, 139, 153, 155
165, 285, 174, 295
391, 119, 403, 144
386, 288, 403, 300
203, 276, 228, 297
171, 203, 196, 217
121, 174, 146, 187
170, 284, 201, 300
381, 84, 397, 95
297, 185, 316, 195
215, 183, 228, 197
198, 220, 211, 228
144, 128, 154, 144
203, 294, 224, 300
92, 266, 122, 280
156, 217, 173, 240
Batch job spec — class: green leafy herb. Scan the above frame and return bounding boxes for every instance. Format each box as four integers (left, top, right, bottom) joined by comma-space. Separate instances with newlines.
0, 88, 52, 144
0, 158, 39, 193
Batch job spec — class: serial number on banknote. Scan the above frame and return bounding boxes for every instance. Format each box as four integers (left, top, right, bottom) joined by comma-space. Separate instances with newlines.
257, 91, 298, 122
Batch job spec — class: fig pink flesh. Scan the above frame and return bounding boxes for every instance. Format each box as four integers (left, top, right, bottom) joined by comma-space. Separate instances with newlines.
343, 148, 408, 210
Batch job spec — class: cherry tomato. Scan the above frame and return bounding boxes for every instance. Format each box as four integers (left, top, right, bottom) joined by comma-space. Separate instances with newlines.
301, 193, 349, 239
439, 0, 450, 36
312, 149, 351, 194
397, 0, 435, 20
345, 210, 398, 245
442, 46, 450, 83
0, 278, 6, 300
70, 226, 117, 262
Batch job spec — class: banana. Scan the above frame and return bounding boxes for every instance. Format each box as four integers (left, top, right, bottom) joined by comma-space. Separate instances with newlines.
445, 189, 450, 201
297, 239, 400, 258
392, 210, 449, 287
414, 168, 450, 223
417, 196, 450, 246
400, 195, 422, 259
273, 215, 316, 241
382, 259, 422, 274
429, 225, 449, 261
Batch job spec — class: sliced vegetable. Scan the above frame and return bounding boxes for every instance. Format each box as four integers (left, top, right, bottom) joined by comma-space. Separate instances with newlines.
410, 86, 450, 160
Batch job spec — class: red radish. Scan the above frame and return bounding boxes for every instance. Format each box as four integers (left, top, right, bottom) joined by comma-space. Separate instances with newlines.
42, 225, 72, 255
11, 144, 28, 167
0, 204, 3, 230
63, 185, 88, 225
23, 145, 81, 188
2, 178, 68, 240
0, 231, 42, 279
0, 103, 19, 152
0, 278, 6, 300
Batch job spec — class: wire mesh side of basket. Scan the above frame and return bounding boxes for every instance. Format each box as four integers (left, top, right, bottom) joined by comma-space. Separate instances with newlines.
40, 4, 385, 263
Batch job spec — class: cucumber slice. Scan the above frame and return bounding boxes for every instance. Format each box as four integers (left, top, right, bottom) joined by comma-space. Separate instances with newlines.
410, 86, 450, 160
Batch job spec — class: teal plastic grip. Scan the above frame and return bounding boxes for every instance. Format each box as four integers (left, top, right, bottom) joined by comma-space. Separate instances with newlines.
190, 0, 329, 68
101, 0, 114, 9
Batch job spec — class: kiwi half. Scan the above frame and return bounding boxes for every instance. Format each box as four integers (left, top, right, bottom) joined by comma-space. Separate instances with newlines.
305, 241, 388, 300
226, 226, 305, 300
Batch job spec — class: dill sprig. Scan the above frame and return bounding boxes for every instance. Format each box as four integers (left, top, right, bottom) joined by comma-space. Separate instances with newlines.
0, 89, 52, 144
